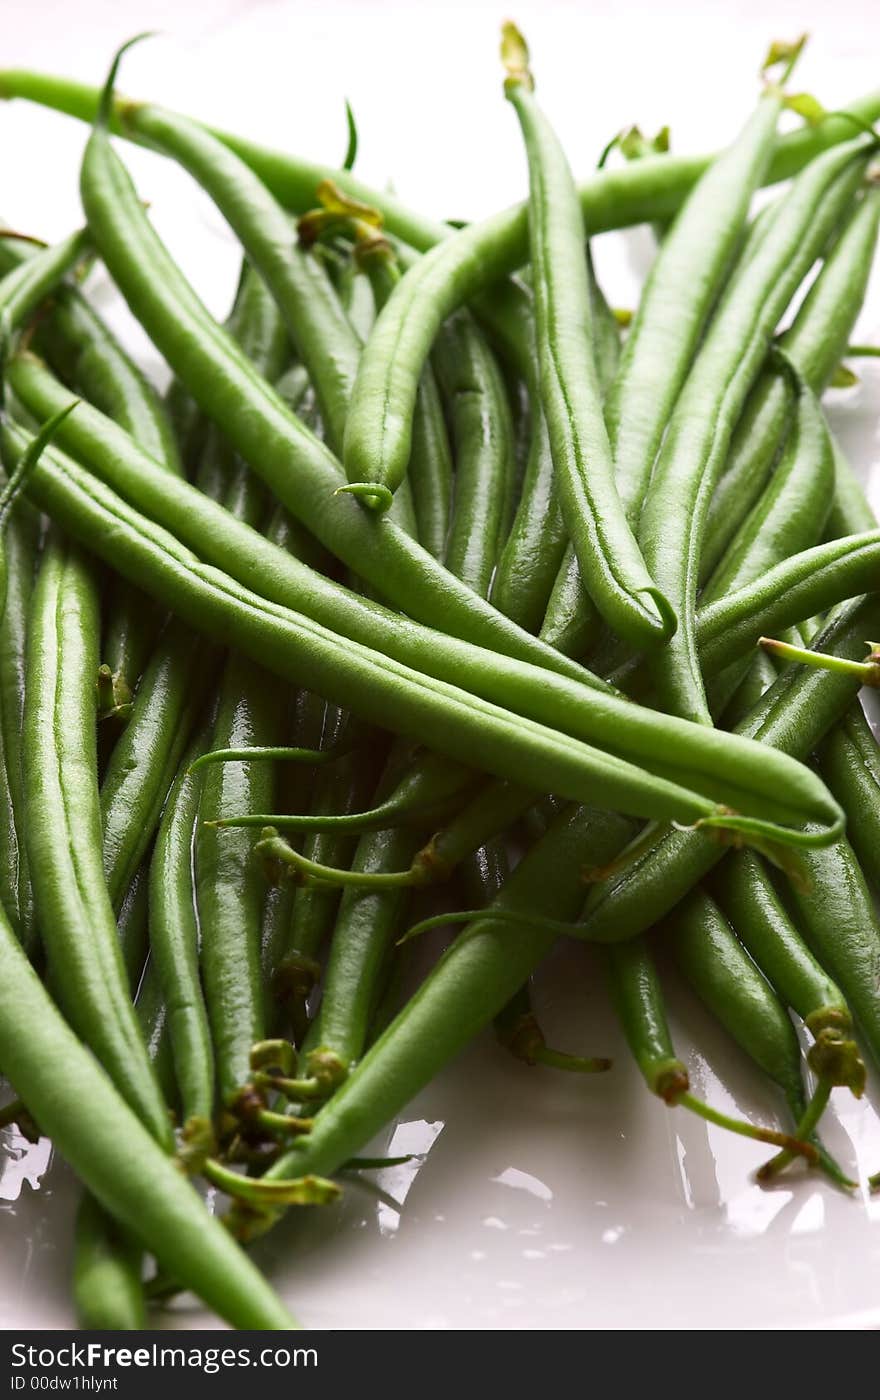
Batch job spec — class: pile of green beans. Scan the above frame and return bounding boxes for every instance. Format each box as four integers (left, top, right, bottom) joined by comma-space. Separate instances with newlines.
1, 24, 880, 1330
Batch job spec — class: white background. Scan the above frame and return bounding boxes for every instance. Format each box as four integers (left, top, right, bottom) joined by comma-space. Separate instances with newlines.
2, 0, 880, 1330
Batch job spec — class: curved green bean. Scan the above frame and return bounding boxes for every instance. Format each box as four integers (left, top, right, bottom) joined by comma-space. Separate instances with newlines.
23, 533, 171, 1146
0, 905, 297, 1327
503, 25, 671, 648
638, 138, 872, 721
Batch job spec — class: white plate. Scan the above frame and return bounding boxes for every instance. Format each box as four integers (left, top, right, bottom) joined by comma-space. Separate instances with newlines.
2, 0, 880, 1332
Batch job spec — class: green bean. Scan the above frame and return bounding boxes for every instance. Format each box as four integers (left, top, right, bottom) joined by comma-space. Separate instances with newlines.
305, 208, 454, 527
446, 597, 880, 951
602, 61, 789, 542
76, 83, 600, 686
494, 979, 613, 1075
435, 311, 515, 597
234, 806, 634, 1233
783, 834, 880, 1071
529, 255, 619, 647
711, 851, 853, 1039
638, 138, 872, 721
406, 358, 452, 561
0, 906, 297, 1327
661, 889, 846, 1175
116, 859, 151, 992
133, 954, 178, 1113
282, 718, 388, 996
287, 240, 511, 1057
261, 693, 332, 1040
197, 656, 286, 1107
6, 375, 845, 846
192, 262, 289, 517
341, 113, 880, 513
0, 246, 90, 946
0, 480, 38, 947
337, 260, 375, 342
4, 66, 878, 247
56, 264, 279, 937
700, 366, 833, 603
23, 532, 171, 1147
149, 727, 215, 1126
113, 86, 416, 539
488, 835, 611, 1077
578, 595, 880, 943
212, 746, 476, 833
22, 414, 837, 848
301, 766, 422, 1076
100, 621, 217, 910
163, 374, 207, 477
73, 1194, 145, 1330
604, 931, 816, 1156
493, 412, 565, 633
497, 25, 671, 649
128, 115, 357, 460
703, 185, 880, 576
84, 856, 156, 1341
604, 938, 685, 1099
698, 528, 880, 676
0, 226, 89, 359
34, 287, 182, 477
819, 710, 880, 892
537, 74, 812, 657
9, 237, 185, 701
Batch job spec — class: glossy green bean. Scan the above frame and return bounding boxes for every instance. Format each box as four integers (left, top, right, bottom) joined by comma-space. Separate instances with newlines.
193, 263, 288, 518
493, 411, 565, 633
529, 256, 618, 648
241, 807, 634, 1227
197, 655, 287, 1105
604, 937, 685, 1098
116, 860, 151, 992
0, 226, 89, 356
343, 113, 880, 516
604, 928, 823, 1158
4, 236, 186, 700
819, 709, 880, 892
0, 907, 297, 1327
698, 527, 880, 676
284, 718, 387, 984
149, 727, 215, 1126
77, 108, 599, 685
215, 746, 475, 833
539, 110, 841, 661
711, 851, 849, 1033
115, 94, 417, 538
435, 312, 514, 597
133, 954, 178, 1113
785, 834, 880, 1070
703, 184, 880, 576
662, 889, 818, 1122
639, 139, 871, 721
498, 26, 672, 650
303, 785, 421, 1072
100, 621, 216, 910
5, 378, 845, 846
0, 486, 38, 947
73, 1194, 145, 1331
23, 534, 171, 1146
578, 595, 880, 943
700, 370, 833, 603
406, 357, 452, 561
